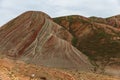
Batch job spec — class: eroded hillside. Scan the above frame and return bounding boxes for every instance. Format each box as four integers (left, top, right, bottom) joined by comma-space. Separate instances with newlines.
53, 15, 120, 76
0, 11, 120, 79
0, 11, 92, 70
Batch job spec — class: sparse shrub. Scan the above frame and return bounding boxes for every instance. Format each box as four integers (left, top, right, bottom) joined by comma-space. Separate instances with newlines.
72, 37, 78, 46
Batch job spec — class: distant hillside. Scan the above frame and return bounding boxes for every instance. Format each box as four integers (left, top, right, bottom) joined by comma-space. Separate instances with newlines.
53, 15, 120, 75
90, 15, 120, 28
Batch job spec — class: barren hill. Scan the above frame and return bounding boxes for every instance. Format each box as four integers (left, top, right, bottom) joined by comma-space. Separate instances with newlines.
0, 11, 92, 70
53, 15, 120, 76
0, 11, 120, 79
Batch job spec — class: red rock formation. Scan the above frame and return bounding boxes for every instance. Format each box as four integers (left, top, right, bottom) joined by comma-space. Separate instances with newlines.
0, 11, 92, 70
90, 15, 120, 29
53, 15, 120, 76
106, 15, 120, 28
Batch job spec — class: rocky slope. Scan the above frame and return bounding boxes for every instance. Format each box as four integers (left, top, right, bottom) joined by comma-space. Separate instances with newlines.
53, 15, 120, 76
0, 58, 119, 80
0, 58, 76, 80
0, 11, 92, 70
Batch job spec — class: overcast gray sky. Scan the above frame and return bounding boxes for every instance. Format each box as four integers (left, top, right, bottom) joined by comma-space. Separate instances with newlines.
0, 0, 120, 26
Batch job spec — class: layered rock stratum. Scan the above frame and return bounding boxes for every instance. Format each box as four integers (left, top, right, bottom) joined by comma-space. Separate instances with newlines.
0, 11, 92, 70
53, 15, 120, 76
0, 11, 120, 79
